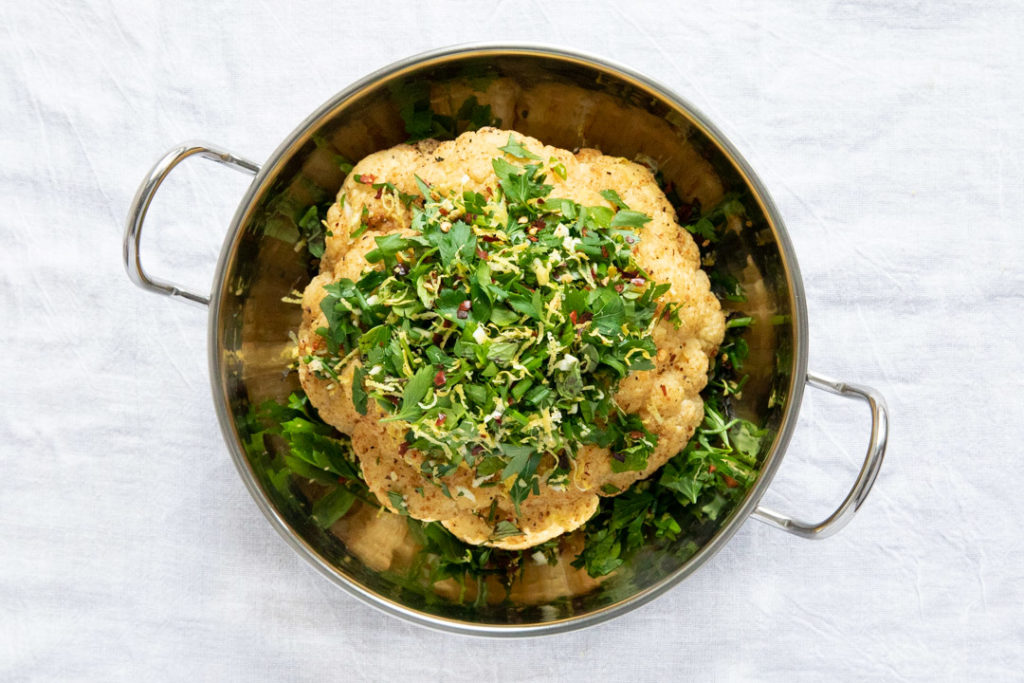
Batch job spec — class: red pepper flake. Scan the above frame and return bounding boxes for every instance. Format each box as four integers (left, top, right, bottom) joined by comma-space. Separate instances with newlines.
464, 213, 477, 223
581, 228, 588, 237
530, 218, 545, 230
374, 188, 383, 199
438, 207, 449, 216
569, 310, 578, 325
441, 319, 452, 329
708, 464, 716, 473
631, 277, 646, 286
398, 442, 410, 455
628, 431, 643, 440
724, 475, 739, 488
528, 236, 538, 242
484, 186, 493, 198
660, 385, 667, 397
480, 234, 500, 242
433, 369, 446, 387
600, 246, 609, 258
431, 332, 443, 345
436, 413, 447, 426
537, 198, 545, 205
475, 247, 489, 260
358, 174, 376, 184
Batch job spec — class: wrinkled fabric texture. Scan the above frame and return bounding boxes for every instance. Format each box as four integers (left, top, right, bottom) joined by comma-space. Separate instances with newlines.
1, 1, 1022, 680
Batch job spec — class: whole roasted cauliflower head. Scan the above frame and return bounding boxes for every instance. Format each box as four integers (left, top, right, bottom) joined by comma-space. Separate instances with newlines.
298, 127, 724, 550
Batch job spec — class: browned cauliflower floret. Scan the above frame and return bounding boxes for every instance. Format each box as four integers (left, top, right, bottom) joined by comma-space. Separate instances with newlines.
298, 128, 724, 549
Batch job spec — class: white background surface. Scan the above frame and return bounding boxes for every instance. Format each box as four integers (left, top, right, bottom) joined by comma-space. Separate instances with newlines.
2, 0, 1022, 680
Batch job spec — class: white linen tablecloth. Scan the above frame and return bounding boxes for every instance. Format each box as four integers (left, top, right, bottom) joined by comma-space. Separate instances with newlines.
2, 1, 1022, 680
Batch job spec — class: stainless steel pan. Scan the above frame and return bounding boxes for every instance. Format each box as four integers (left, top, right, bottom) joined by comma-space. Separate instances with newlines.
124, 44, 888, 636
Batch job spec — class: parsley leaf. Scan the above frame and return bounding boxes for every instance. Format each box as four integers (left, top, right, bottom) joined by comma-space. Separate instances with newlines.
297, 202, 331, 259
549, 157, 567, 180
590, 288, 626, 334
490, 520, 522, 540
387, 490, 409, 515
312, 487, 356, 528
490, 158, 552, 205
600, 189, 629, 210
611, 210, 653, 228
498, 133, 541, 161
456, 96, 500, 131
395, 365, 436, 419
365, 234, 417, 264
352, 366, 368, 415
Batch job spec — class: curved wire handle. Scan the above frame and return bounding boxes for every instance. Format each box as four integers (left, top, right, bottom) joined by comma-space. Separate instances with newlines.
123, 141, 260, 306
752, 372, 889, 539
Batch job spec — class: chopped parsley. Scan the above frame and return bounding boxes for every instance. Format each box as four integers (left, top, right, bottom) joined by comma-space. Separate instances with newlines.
297, 202, 332, 259
305, 137, 668, 510
393, 80, 502, 143
572, 388, 766, 577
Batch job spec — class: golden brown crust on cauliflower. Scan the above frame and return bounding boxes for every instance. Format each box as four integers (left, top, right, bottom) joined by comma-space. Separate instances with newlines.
298, 128, 724, 549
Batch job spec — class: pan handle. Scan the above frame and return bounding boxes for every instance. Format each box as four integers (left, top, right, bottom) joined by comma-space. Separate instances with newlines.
751, 371, 889, 539
123, 141, 260, 306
